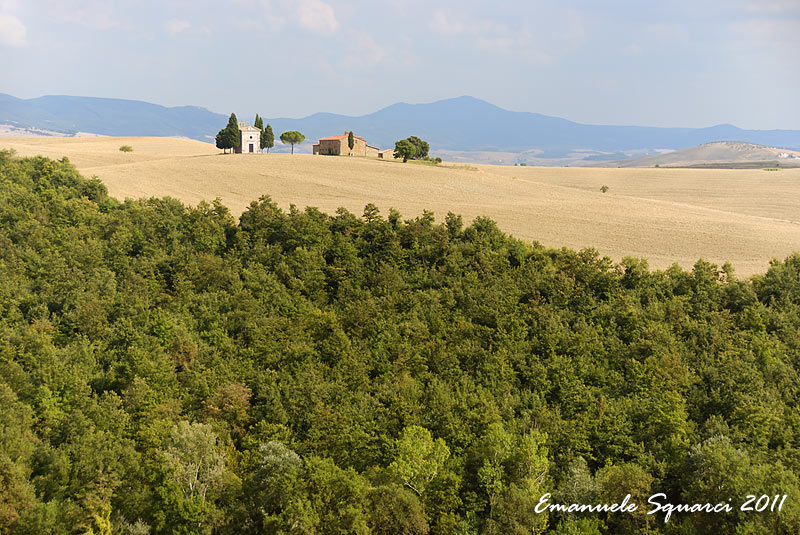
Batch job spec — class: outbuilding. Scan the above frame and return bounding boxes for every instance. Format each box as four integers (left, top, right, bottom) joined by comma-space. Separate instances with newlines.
313, 132, 375, 156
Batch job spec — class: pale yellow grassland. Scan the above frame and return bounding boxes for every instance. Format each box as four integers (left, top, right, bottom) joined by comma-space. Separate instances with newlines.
4, 136, 800, 276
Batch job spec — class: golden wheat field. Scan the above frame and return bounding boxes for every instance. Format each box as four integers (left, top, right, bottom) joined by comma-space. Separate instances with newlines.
4, 136, 800, 276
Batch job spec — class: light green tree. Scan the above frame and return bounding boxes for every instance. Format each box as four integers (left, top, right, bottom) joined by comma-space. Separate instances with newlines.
163, 421, 226, 502
479, 424, 550, 535
388, 425, 450, 498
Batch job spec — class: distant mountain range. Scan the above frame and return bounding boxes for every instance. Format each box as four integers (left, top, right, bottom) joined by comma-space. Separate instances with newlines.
0, 93, 224, 140
2, 93, 799, 160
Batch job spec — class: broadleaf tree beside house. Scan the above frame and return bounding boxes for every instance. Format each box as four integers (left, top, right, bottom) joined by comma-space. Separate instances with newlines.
406, 136, 430, 160
394, 139, 416, 162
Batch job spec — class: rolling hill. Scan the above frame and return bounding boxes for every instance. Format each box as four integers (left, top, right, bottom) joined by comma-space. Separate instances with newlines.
3, 135, 800, 276
590, 141, 800, 168
2, 94, 799, 157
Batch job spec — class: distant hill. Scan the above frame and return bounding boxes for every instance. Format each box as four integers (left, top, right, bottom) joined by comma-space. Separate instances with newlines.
2, 93, 799, 158
262, 96, 800, 154
0, 93, 226, 141
590, 141, 800, 168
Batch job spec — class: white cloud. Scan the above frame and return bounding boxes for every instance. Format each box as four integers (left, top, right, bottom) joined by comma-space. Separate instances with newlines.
265, 14, 286, 30
297, 0, 338, 34
429, 10, 552, 64
0, 13, 26, 47
430, 10, 465, 35
44, 0, 118, 29
628, 42, 643, 55
644, 23, 690, 43
167, 19, 190, 36
732, 17, 800, 48
746, 0, 800, 14
229, 0, 286, 32
340, 31, 387, 69
563, 10, 586, 44
476, 36, 513, 51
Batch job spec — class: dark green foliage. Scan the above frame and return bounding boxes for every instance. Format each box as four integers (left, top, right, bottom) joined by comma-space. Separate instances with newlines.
216, 113, 241, 154
348, 131, 355, 153
394, 139, 416, 162
227, 113, 241, 150
406, 136, 429, 159
279, 131, 304, 154
394, 136, 430, 162
254, 115, 264, 152
1, 151, 800, 533
263, 124, 274, 153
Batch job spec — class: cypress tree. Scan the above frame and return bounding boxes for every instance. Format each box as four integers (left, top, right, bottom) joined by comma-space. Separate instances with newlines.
226, 113, 241, 153
215, 129, 227, 153
348, 131, 355, 154
254, 115, 265, 152
264, 124, 275, 153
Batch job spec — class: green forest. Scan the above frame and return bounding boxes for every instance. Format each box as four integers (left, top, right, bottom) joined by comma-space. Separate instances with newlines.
2, 150, 800, 534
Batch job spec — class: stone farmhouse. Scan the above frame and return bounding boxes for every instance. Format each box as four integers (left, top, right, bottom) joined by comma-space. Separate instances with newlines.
313, 132, 380, 157
236, 121, 262, 153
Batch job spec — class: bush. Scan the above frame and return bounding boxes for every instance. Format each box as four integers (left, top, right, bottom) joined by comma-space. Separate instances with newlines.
600, 185, 609, 193
119, 145, 133, 152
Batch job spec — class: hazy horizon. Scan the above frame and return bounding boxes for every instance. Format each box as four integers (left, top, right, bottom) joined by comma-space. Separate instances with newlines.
0, 1, 798, 130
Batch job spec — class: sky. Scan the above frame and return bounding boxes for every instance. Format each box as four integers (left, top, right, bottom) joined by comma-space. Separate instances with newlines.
0, 0, 798, 129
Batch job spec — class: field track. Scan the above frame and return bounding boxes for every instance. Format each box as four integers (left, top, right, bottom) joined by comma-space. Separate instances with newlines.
3, 136, 800, 276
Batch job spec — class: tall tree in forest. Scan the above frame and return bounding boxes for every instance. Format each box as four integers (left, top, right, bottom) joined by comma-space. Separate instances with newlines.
389, 426, 449, 500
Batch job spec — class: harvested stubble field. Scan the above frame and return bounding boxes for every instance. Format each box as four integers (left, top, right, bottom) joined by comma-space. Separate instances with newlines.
4, 136, 800, 276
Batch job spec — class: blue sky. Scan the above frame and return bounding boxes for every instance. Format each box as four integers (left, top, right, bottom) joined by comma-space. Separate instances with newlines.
0, 0, 798, 129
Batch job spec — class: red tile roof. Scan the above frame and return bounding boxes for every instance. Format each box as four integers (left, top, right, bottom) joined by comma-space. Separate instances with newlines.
319, 134, 365, 141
